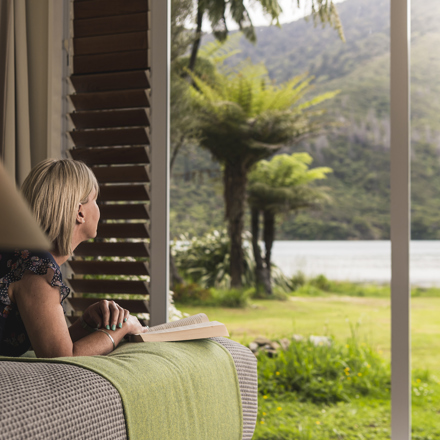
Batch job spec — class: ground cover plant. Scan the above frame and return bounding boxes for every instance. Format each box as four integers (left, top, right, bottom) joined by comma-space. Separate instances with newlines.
258, 330, 390, 404
176, 290, 440, 439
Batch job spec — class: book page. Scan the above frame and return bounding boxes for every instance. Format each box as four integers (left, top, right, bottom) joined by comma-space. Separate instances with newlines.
148, 313, 209, 333
131, 321, 229, 342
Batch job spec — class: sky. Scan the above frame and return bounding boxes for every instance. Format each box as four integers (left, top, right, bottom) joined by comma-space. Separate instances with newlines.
201, 0, 347, 32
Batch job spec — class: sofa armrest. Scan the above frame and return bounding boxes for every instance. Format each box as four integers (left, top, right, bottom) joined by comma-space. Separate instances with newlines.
0, 338, 258, 440
212, 337, 258, 440
0, 361, 127, 440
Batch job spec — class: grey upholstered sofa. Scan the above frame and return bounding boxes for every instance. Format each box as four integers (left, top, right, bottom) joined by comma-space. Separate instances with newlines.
0, 338, 257, 440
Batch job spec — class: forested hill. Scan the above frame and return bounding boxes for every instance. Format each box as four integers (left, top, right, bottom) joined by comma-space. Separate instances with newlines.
226, 0, 440, 128
170, 0, 440, 240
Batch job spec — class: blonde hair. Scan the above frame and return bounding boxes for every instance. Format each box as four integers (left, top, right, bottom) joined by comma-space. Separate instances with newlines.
21, 159, 99, 256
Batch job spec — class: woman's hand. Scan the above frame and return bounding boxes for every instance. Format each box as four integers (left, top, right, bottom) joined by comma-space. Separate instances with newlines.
83, 300, 130, 331
124, 314, 150, 336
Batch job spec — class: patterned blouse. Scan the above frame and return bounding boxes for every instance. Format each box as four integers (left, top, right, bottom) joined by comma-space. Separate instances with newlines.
0, 250, 70, 357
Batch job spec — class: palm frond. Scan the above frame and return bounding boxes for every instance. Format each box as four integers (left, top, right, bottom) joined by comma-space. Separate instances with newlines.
198, 33, 243, 64
247, 152, 332, 212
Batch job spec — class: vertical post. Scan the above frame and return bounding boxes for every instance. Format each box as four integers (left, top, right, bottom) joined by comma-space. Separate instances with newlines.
149, 0, 170, 326
390, 0, 411, 438
46, 0, 64, 160
60, 0, 72, 159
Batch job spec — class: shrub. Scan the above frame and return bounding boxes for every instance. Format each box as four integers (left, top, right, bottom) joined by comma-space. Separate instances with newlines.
257, 329, 390, 404
290, 271, 306, 290
172, 283, 212, 303
294, 276, 392, 297
210, 287, 253, 308
173, 229, 291, 292
173, 283, 252, 308
309, 274, 331, 291
294, 284, 324, 296
172, 229, 255, 289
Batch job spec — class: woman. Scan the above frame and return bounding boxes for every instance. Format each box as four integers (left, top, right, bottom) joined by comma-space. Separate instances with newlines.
0, 159, 149, 357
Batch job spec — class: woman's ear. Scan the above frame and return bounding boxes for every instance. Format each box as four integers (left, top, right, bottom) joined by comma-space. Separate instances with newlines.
76, 204, 85, 224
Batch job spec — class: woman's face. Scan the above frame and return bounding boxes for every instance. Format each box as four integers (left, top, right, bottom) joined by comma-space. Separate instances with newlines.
80, 188, 100, 240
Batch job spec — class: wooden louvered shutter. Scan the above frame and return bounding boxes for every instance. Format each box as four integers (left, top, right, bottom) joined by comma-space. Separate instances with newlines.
67, 0, 155, 324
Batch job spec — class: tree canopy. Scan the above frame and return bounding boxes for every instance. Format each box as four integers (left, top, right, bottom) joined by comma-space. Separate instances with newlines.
185, 43, 338, 286
248, 153, 331, 293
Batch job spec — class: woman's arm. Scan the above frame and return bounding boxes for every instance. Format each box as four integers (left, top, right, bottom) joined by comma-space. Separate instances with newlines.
13, 271, 146, 357
68, 300, 130, 343
68, 319, 93, 343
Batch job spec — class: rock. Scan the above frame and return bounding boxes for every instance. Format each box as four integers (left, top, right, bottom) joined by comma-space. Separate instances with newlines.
249, 342, 259, 352
269, 341, 280, 350
254, 336, 272, 346
292, 334, 304, 342
309, 335, 332, 347
279, 338, 291, 350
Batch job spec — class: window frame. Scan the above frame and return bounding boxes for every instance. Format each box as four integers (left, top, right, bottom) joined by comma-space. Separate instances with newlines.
390, 0, 411, 437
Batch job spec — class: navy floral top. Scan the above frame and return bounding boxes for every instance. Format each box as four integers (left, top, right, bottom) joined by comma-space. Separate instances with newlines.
0, 250, 70, 357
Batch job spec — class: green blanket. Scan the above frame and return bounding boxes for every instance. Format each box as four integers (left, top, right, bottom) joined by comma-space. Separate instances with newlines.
0, 339, 243, 440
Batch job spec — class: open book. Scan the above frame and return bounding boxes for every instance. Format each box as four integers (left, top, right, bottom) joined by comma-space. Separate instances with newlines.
129, 313, 229, 342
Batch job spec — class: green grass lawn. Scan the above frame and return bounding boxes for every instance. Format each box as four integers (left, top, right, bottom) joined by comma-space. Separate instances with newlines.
176, 296, 440, 439
177, 296, 440, 372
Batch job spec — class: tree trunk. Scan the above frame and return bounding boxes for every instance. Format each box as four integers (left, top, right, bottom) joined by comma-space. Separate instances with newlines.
169, 246, 184, 289
170, 134, 185, 173
263, 210, 275, 288
188, 1, 204, 72
224, 161, 247, 288
251, 208, 272, 294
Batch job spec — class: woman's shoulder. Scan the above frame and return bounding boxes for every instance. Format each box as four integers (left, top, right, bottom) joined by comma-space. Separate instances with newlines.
0, 250, 69, 305
0, 249, 58, 274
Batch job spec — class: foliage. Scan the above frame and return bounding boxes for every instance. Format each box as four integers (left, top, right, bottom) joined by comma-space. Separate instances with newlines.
170, 0, 195, 63
306, 275, 440, 298
186, 42, 339, 287
178, 291, 440, 438
247, 152, 332, 295
255, 349, 440, 439
172, 282, 212, 303
171, 0, 440, 240
257, 327, 390, 404
173, 283, 252, 308
279, 122, 391, 240
172, 228, 290, 290
187, 0, 344, 76
254, 396, 391, 440
194, 0, 343, 45
210, 287, 253, 308
252, 284, 290, 301
172, 229, 255, 288
248, 152, 332, 213
186, 58, 339, 166
293, 283, 325, 296
250, 152, 331, 192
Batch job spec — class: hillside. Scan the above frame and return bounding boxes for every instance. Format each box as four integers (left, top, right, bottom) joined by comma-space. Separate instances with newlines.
170, 0, 440, 240
227, 0, 440, 125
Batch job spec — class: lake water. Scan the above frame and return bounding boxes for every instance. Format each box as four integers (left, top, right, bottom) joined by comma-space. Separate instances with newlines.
270, 241, 440, 286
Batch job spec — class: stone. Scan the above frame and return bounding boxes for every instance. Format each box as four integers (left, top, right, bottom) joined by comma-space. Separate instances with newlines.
292, 334, 304, 342
309, 335, 332, 347
254, 336, 272, 346
269, 341, 280, 350
279, 338, 291, 350
249, 342, 259, 352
